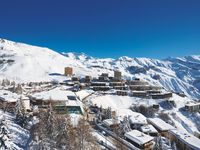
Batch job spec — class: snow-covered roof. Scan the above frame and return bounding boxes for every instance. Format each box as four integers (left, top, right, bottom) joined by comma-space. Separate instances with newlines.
31, 87, 76, 101
147, 118, 175, 131
141, 125, 158, 134
125, 130, 154, 145
169, 129, 200, 150
0, 90, 19, 102
103, 119, 120, 127
129, 112, 147, 125
66, 99, 82, 107
75, 90, 93, 101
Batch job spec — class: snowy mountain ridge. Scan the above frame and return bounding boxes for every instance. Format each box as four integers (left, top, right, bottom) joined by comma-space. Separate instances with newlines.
0, 38, 199, 99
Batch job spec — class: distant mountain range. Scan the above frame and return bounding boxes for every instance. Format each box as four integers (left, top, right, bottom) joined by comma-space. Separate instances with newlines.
0, 38, 199, 99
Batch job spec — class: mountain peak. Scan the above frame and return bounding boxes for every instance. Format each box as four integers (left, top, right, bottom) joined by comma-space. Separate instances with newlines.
62, 52, 93, 61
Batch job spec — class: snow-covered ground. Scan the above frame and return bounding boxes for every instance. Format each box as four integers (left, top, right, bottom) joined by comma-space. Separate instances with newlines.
0, 38, 200, 99
0, 89, 20, 102
88, 92, 200, 136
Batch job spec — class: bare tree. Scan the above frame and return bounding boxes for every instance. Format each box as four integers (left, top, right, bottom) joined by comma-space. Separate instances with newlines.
112, 117, 128, 150
75, 117, 99, 150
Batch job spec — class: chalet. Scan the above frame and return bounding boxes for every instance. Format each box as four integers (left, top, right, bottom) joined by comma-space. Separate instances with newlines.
64, 67, 73, 76
185, 102, 200, 112
0, 100, 16, 110
103, 118, 120, 129
116, 90, 128, 96
124, 130, 154, 150
140, 125, 158, 136
129, 112, 147, 129
0, 90, 19, 110
168, 129, 200, 150
151, 93, 172, 99
30, 88, 84, 114
147, 118, 175, 137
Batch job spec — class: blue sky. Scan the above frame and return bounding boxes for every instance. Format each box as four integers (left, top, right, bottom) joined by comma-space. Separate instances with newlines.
0, 0, 200, 58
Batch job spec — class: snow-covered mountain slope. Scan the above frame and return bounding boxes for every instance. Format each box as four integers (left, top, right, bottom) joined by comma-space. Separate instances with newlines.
64, 53, 200, 100
0, 39, 93, 82
0, 38, 199, 99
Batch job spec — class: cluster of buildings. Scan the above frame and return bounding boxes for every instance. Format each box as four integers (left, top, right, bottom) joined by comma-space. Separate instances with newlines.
185, 101, 200, 112
147, 118, 200, 150
0, 86, 84, 116
0, 66, 199, 150
102, 116, 200, 150
64, 67, 173, 100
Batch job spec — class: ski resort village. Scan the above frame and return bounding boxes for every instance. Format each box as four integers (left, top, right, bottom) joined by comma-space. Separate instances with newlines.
0, 39, 200, 150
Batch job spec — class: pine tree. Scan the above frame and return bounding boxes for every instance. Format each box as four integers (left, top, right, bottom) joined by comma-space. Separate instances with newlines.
121, 116, 131, 134
43, 103, 57, 148
105, 107, 112, 119
15, 97, 27, 128
1, 79, 6, 87
15, 84, 23, 94
154, 136, 163, 150
0, 117, 12, 150
46, 103, 56, 138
